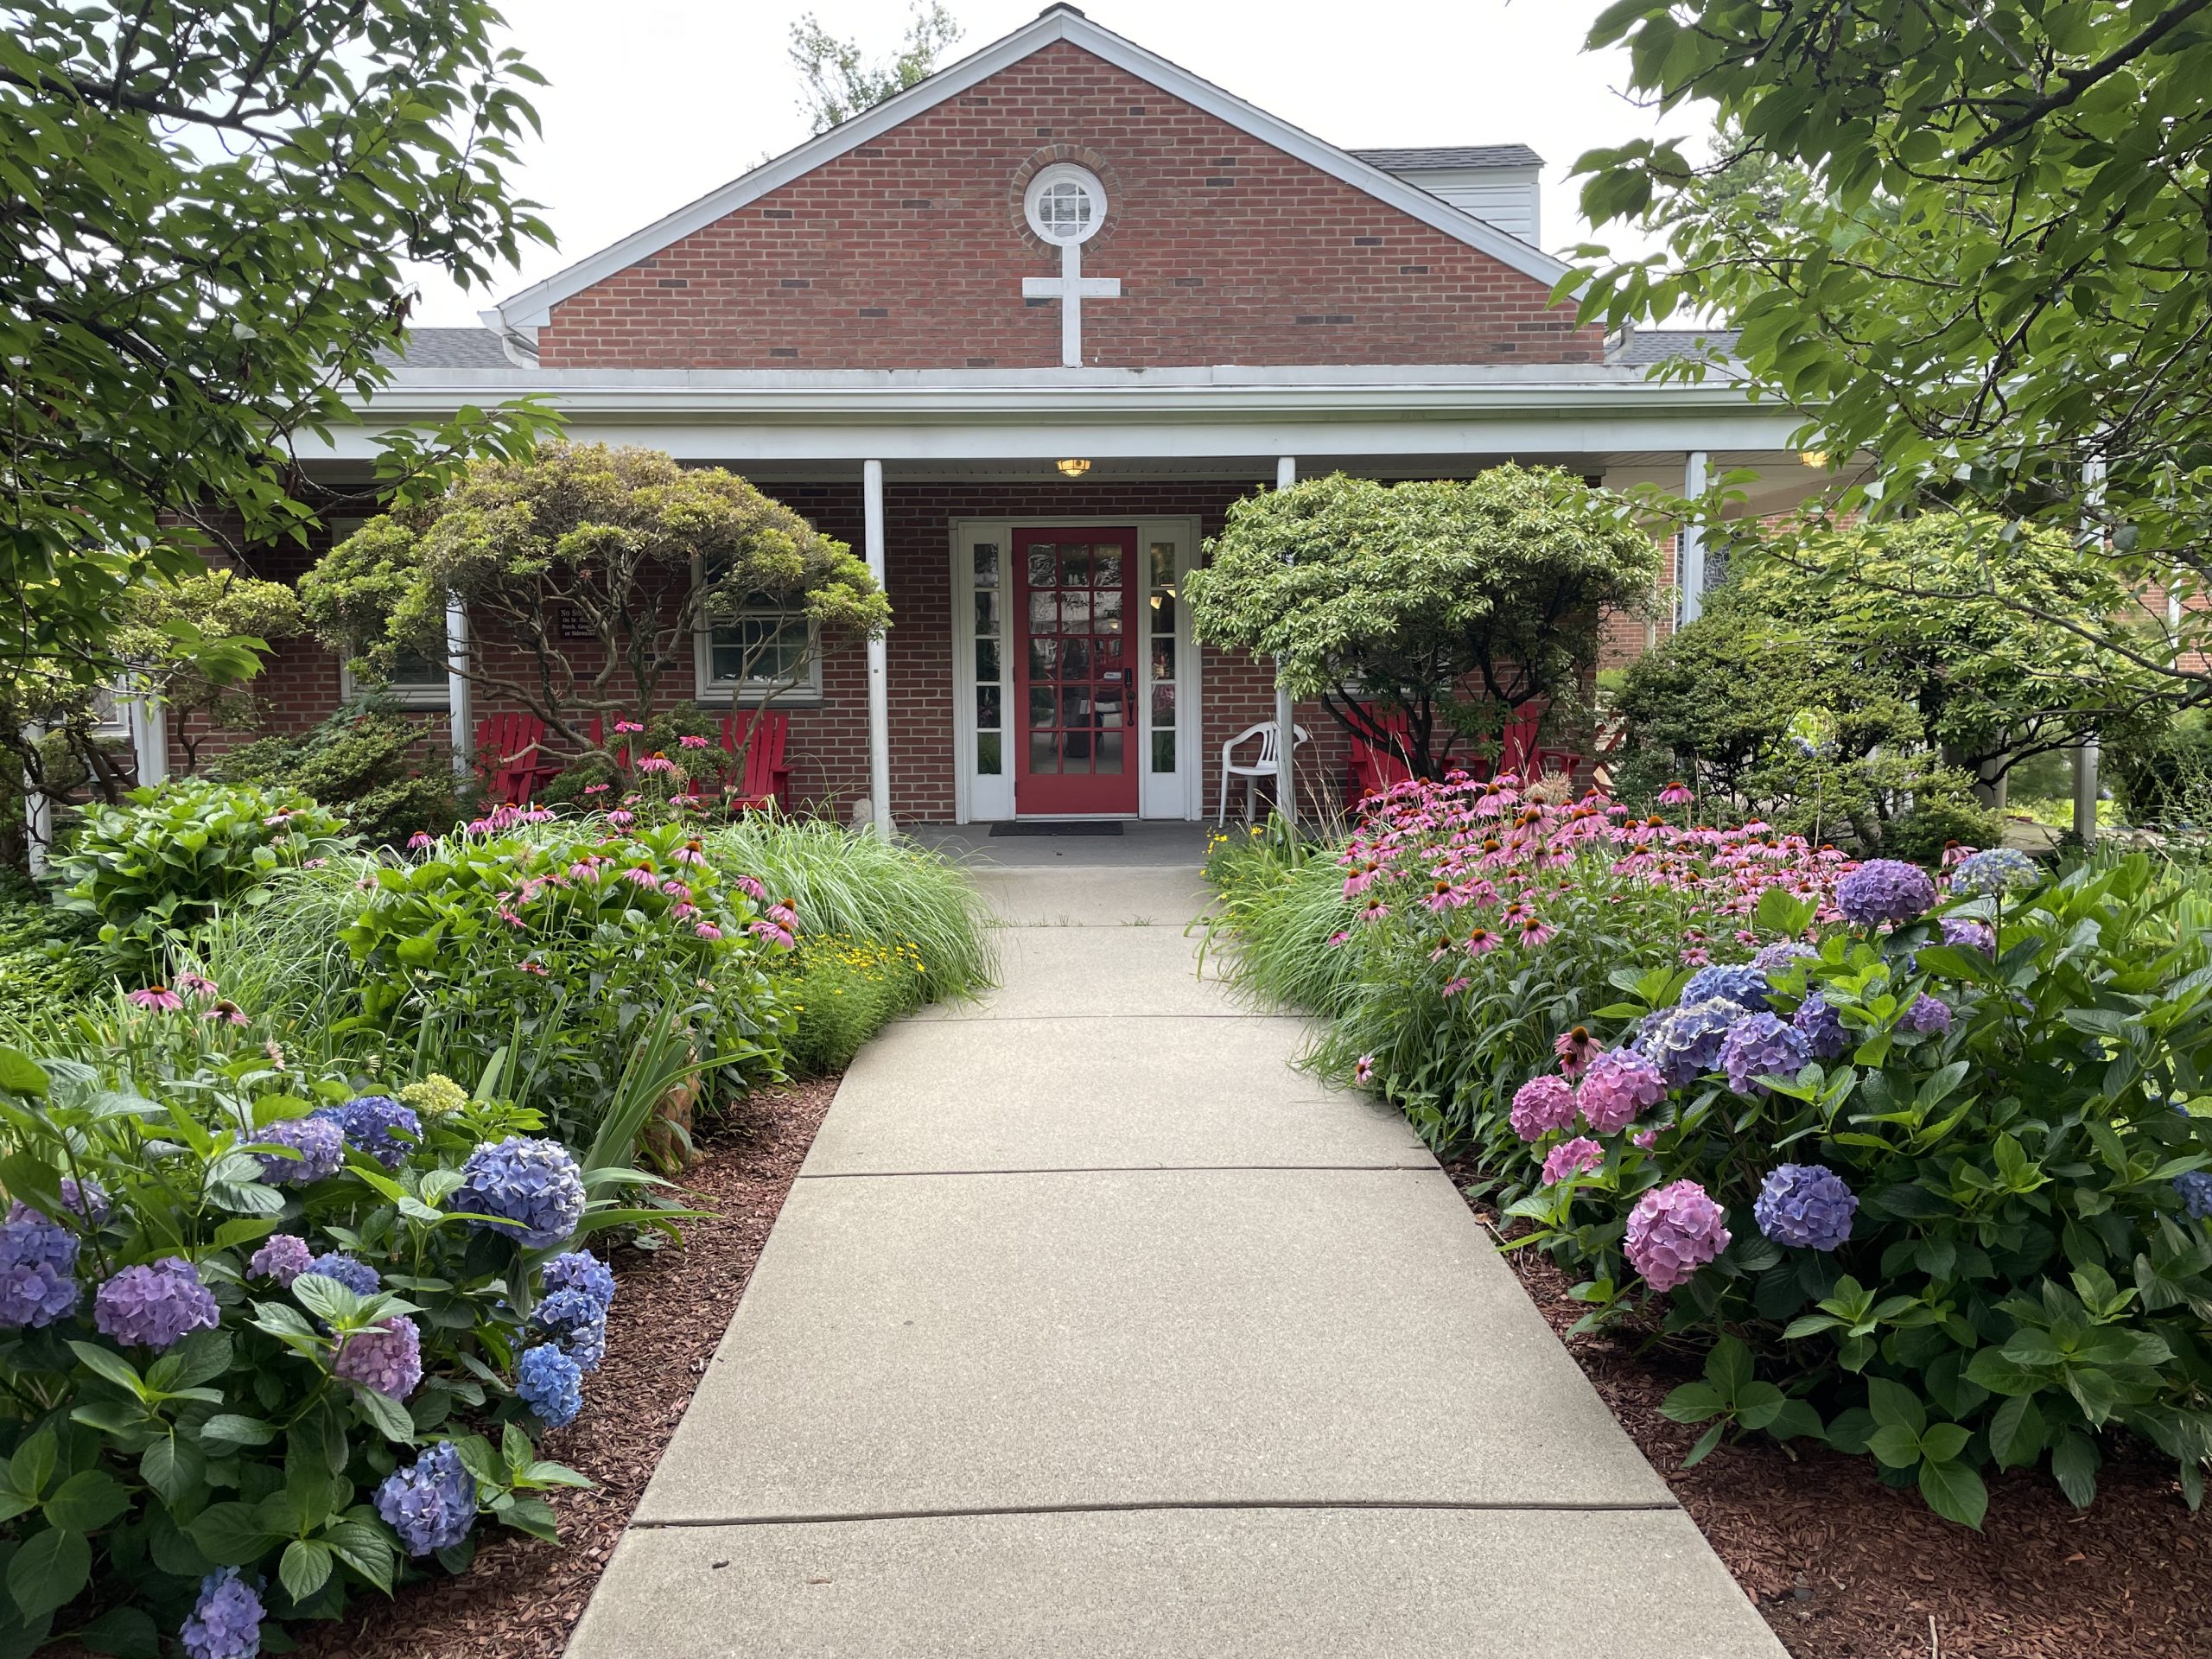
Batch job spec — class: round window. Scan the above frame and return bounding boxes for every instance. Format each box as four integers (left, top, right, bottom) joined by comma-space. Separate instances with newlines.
1023, 164, 1106, 245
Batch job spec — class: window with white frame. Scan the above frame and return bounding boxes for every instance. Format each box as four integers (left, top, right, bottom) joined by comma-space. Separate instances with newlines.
329, 517, 448, 708
701, 596, 820, 700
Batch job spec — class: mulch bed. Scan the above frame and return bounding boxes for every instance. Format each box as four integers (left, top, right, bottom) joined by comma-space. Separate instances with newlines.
300, 1075, 840, 1659
1443, 1159, 2212, 1659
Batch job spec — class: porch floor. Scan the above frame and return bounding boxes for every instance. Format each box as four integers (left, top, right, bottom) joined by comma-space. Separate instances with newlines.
565, 863, 1785, 1657
906, 819, 1215, 868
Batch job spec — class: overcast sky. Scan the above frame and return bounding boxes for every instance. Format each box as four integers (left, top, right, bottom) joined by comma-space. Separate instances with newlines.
408, 0, 1705, 328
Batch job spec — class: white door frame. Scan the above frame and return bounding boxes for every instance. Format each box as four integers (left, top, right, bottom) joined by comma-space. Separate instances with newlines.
950, 515, 1203, 823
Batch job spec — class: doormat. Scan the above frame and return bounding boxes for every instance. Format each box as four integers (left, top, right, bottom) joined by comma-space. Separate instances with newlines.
988, 821, 1125, 837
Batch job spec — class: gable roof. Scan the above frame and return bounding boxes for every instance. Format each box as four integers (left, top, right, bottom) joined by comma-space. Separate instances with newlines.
1349, 145, 1542, 171
483, 3, 1574, 349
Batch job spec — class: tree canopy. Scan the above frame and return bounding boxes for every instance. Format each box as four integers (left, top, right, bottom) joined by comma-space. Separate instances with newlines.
1185, 467, 1660, 777
788, 3, 962, 134
2, 0, 556, 690
1572, 1, 2212, 697
298, 442, 890, 753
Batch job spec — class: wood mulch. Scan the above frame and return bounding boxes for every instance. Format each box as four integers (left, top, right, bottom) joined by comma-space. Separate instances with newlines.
1444, 1159, 2212, 1659
300, 1075, 840, 1659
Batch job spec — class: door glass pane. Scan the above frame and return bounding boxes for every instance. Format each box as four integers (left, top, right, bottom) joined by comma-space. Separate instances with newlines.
974, 543, 1000, 587
1028, 638, 1057, 677
1028, 688, 1053, 728
1058, 546, 1089, 588
1151, 638, 1175, 679
1151, 683, 1175, 721
976, 686, 1001, 728
1152, 730, 1176, 772
978, 731, 1001, 775
1027, 548, 1055, 588
1029, 732, 1058, 774
1148, 588, 1174, 632
976, 639, 999, 683
1061, 639, 1090, 679
1093, 587, 1123, 632
975, 590, 997, 635
1096, 729, 1123, 774
1058, 588, 1090, 632
1093, 547, 1122, 588
1148, 542, 1174, 590
1061, 686, 1090, 728
1030, 590, 1058, 633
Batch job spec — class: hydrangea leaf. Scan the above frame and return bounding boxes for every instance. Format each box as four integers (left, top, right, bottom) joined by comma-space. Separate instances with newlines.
1916, 1459, 1988, 1531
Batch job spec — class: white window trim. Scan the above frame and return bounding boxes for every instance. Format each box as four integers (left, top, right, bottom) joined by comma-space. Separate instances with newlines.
337, 658, 450, 710
1024, 163, 1107, 245
950, 516, 1202, 823
692, 606, 825, 707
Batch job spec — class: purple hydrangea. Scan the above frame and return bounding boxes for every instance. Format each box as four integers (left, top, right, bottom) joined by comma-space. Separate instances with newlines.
1792, 993, 1852, 1061
0, 1203, 81, 1329
1541, 1136, 1605, 1185
1635, 998, 1745, 1088
374, 1441, 478, 1557
454, 1137, 586, 1250
516, 1342, 584, 1427
246, 1234, 313, 1287
1902, 994, 1953, 1035
253, 1115, 344, 1185
1836, 859, 1938, 929
1753, 1164, 1859, 1251
1751, 940, 1820, 977
302, 1252, 379, 1297
1950, 847, 2038, 897
1680, 962, 1771, 1012
1939, 918, 1996, 956
1576, 1047, 1665, 1135
94, 1257, 219, 1351
2175, 1170, 2212, 1221
1625, 1179, 1732, 1293
563, 1319, 607, 1373
316, 1095, 421, 1170
1509, 1073, 1578, 1141
181, 1567, 264, 1659
1719, 1013, 1812, 1096
543, 1249, 616, 1313
58, 1176, 111, 1226
333, 1315, 423, 1399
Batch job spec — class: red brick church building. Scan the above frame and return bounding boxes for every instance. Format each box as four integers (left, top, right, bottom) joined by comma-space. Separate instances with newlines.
259, 3, 1813, 832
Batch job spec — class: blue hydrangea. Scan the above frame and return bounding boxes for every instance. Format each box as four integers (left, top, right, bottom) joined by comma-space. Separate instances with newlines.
1751, 940, 1819, 978
454, 1137, 585, 1250
1792, 993, 1852, 1061
1635, 998, 1746, 1088
1753, 1163, 1859, 1251
535, 1287, 607, 1342
563, 1319, 607, 1374
253, 1116, 344, 1185
516, 1343, 584, 1427
94, 1256, 219, 1351
1719, 1012, 1813, 1096
0, 1203, 80, 1329
58, 1176, 111, 1226
2176, 1169, 2212, 1221
1902, 994, 1954, 1035
1940, 918, 1997, 956
315, 1095, 421, 1170
1950, 847, 2039, 897
301, 1252, 380, 1296
181, 1567, 264, 1659
1836, 859, 1938, 928
375, 1441, 479, 1557
543, 1249, 616, 1314
1680, 962, 1771, 1012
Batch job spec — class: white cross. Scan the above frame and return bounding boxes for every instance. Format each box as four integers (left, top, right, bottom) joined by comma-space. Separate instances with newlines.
1022, 239, 1122, 368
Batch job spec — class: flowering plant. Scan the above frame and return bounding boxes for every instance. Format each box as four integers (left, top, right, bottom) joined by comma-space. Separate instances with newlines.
0, 1043, 650, 1651
1497, 854, 2212, 1527
344, 817, 791, 1141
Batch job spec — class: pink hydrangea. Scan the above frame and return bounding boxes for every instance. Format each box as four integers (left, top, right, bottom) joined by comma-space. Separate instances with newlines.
1576, 1048, 1666, 1135
1541, 1136, 1604, 1185
1509, 1073, 1578, 1141
1625, 1179, 1732, 1292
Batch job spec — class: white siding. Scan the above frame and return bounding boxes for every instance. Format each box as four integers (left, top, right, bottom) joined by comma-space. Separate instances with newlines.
1379, 165, 1541, 244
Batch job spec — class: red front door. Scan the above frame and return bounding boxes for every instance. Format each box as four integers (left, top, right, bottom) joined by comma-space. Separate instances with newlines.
1013, 526, 1139, 815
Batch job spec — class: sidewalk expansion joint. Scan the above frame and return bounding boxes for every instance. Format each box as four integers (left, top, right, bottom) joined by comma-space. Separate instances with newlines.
629, 1497, 1683, 1530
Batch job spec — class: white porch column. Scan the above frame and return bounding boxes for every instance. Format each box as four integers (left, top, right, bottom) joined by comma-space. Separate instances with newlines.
863, 459, 893, 840
1273, 455, 1298, 831
445, 594, 474, 781
21, 724, 48, 878
130, 688, 168, 785
2075, 454, 2107, 849
1678, 449, 1710, 626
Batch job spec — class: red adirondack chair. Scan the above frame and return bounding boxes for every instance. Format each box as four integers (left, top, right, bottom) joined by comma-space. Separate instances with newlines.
1498, 700, 1583, 785
1345, 711, 1417, 807
720, 709, 793, 813
474, 713, 555, 805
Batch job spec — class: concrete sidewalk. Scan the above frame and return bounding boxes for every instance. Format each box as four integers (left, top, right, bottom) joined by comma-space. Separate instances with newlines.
568, 861, 1786, 1658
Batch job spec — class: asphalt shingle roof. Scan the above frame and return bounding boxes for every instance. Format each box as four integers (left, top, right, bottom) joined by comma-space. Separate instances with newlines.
1606, 327, 1743, 366
1349, 144, 1544, 171
372, 326, 518, 370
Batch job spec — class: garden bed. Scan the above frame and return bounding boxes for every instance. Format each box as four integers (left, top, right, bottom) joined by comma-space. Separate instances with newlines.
300, 1076, 838, 1659
1446, 1163, 2212, 1659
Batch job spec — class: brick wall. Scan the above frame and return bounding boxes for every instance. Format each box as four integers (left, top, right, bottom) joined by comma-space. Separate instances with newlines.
535, 41, 1603, 372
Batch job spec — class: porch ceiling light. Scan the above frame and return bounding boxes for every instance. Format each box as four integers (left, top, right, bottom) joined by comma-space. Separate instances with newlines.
1800, 449, 1830, 467
1057, 458, 1091, 478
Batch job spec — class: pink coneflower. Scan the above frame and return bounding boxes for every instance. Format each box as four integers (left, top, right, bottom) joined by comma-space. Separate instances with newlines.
694, 922, 723, 941
678, 734, 709, 749
749, 920, 795, 949
768, 902, 799, 930
1464, 927, 1502, 956
732, 874, 766, 900
1354, 1054, 1376, 1084
129, 986, 183, 1012
637, 753, 678, 776
466, 819, 493, 836
671, 794, 703, 810
1517, 915, 1557, 948
623, 865, 658, 887
672, 902, 700, 920
607, 810, 634, 828
499, 909, 525, 928
675, 839, 707, 867
521, 960, 549, 976
660, 878, 691, 899
1680, 945, 1712, 965
407, 831, 433, 851
1326, 930, 1350, 946
303, 858, 327, 869
521, 809, 554, 824
1553, 1026, 1599, 1079
177, 973, 219, 998
614, 720, 645, 734
1942, 841, 1976, 868
583, 783, 610, 796
206, 1001, 248, 1027
1441, 976, 1471, 998
1656, 780, 1694, 806
1356, 899, 1390, 925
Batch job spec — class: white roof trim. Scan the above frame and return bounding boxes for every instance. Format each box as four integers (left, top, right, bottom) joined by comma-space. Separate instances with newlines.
486, 4, 1575, 344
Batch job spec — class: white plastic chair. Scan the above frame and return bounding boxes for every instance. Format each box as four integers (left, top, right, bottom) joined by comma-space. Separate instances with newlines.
1217, 721, 1310, 823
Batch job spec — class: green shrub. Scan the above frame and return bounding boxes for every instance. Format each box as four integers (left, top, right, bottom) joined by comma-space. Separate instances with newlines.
0, 898, 102, 1022
2105, 709, 2212, 831
54, 781, 353, 968
212, 702, 460, 847
341, 818, 790, 1143
0, 1043, 645, 1652
785, 935, 932, 1074
1496, 856, 2212, 1524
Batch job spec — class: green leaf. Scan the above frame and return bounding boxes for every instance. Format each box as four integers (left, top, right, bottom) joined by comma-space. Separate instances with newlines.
139, 1434, 206, 1510
1865, 1376, 1926, 1434
1918, 1423, 1972, 1465
496, 1492, 560, 1542
41, 1471, 129, 1534
6, 1433, 55, 1503
1659, 1381, 1726, 1425
8, 1528, 87, 1620
2050, 1433, 2101, 1510
74, 1605, 157, 1658
188, 1502, 279, 1567
352, 1385, 416, 1444
1988, 1395, 2046, 1470
200, 1414, 280, 1450
1867, 1423, 1923, 1470
0, 1048, 50, 1098
1681, 1420, 1727, 1468
1965, 1346, 2050, 1397
279, 1538, 335, 1603
1917, 1459, 1988, 1530
321, 1518, 397, 1593
1767, 1398, 1824, 1442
